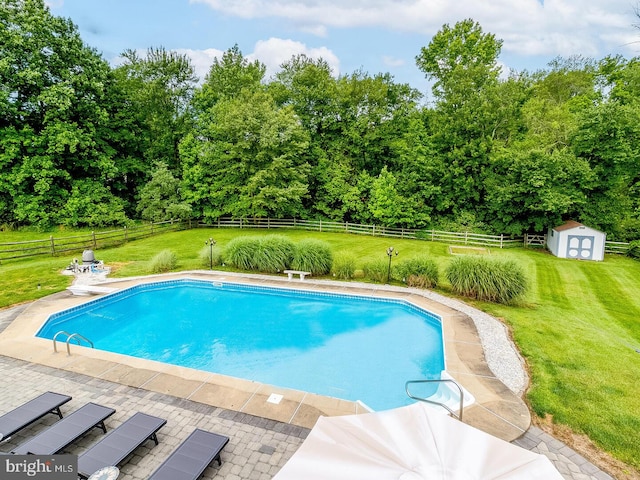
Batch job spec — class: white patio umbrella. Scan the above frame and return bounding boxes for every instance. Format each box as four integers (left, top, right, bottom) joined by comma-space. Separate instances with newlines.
274, 402, 563, 480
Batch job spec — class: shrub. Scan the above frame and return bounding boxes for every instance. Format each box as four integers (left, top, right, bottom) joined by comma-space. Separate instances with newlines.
223, 235, 294, 272
332, 253, 357, 280
396, 257, 439, 288
445, 255, 527, 304
363, 258, 391, 283
150, 249, 177, 273
224, 236, 259, 270
254, 235, 295, 272
291, 239, 333, 274
198, 244, 223, 269
627, 240, 640, 260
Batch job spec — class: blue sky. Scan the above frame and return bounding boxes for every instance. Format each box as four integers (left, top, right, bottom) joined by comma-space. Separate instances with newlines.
48, 0, 640, 93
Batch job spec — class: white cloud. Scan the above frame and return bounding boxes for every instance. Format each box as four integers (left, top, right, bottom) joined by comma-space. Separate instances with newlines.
248, 38, 340, 80
44, 0, 64, 8
175, 48, 225, 82
172, 40, 339, 84
383, 55, 405, 68
191, 0, 639, 61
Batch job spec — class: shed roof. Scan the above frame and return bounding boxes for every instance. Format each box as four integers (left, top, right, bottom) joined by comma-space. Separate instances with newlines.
553, 220, 603, 234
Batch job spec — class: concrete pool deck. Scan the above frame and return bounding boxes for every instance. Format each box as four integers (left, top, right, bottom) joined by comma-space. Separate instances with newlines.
0, 270, 530, 441
0, 271, 616, 480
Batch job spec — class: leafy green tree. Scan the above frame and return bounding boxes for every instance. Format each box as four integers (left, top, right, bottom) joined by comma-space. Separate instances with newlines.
270, 55, 339, 213
484, 148, 592, 234
0, 0, 123, 227
114, 47, 197, 169
369, 166, 421, 227
181, 90, 310, 220
61, 180, 128, 227
271, 54, 338, 136
572, 102, 640, 238
193, 44, 266, 113
415, 19, 507, 219
137, 162, 192, 221
111, 47, 197, 214
416, 18, 503, 101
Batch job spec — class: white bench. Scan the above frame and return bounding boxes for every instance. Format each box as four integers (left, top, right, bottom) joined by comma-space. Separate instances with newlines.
283, 270, 311, 281
67, 285, 117, 296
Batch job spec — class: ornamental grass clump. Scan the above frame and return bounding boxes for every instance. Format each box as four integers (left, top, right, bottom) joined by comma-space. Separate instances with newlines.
254, 235, 295, 272
445, 255, 527, 304
149, 249, 177, 273
332, 253, 357, 280
291, 239, 333, 274
363, 258, 390, 283
198, 245, 222, 268
396, 257, 439, 288
223, 235, 294, 272
223, 236, 259, 270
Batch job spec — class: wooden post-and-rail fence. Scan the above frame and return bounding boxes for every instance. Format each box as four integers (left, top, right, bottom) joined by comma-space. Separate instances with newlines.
0, 220, 186, 262
0, 217, 630, 263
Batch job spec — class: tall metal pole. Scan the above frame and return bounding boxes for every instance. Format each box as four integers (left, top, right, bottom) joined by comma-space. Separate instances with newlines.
205, 238, 216, 270
386, 246, 396, 284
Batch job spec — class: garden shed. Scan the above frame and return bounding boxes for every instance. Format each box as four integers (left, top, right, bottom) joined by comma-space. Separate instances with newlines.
547, 220, 606, 261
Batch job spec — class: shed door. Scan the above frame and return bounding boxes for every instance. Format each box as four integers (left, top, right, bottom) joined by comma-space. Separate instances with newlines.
566, 235, 594, 260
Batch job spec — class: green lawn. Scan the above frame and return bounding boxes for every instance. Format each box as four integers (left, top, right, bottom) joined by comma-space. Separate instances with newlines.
1, 228, 639, 471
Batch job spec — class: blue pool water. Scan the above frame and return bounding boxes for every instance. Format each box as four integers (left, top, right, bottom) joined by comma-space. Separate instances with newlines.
38, 279, 444, 410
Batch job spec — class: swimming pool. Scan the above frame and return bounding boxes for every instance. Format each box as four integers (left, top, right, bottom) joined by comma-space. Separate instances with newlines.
37, 279, 445, 411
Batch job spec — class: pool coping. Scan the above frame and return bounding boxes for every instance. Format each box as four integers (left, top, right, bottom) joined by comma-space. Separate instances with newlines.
0, 271, 532, 441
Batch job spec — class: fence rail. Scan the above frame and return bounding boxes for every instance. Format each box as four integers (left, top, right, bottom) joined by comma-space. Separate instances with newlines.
1, 217, 630, 262
605, 241, 630, 255
201, 217, 630, 254
0, 220, 187, 262
201, 217, 524, 248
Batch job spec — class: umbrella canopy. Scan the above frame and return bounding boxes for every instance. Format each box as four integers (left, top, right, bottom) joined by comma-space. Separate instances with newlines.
274, 402, 563, 480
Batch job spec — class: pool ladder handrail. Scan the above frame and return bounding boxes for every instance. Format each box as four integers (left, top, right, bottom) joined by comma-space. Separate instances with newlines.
53, 330, 94, 356
405, 378, 465, 421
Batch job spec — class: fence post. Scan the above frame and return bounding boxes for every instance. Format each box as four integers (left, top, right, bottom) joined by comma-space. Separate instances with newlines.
465, 231, 468, 245
345, 221, 348, 233
92, 231, 97, 249
500, 234, 503, 249
372, 225, 375, 236
50, 235, 55, 256
319, 219, 322, 232
432, 229, 435, 242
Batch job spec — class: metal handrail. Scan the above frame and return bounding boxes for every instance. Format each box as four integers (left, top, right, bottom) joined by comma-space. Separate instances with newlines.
405, 378, 465, 421
52, 330, 94, 355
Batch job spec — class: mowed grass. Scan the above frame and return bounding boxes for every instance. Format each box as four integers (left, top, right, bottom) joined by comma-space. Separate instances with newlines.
1, 228, 639, 470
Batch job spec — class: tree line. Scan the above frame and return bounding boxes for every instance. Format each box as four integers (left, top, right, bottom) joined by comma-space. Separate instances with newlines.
2, 0, 639, 240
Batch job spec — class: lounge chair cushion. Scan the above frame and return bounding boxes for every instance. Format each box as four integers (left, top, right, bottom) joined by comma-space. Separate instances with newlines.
77, 412, 166, 479
0, 392, 71, 441
148, 428, 230, 480
11, 402, 115, 455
